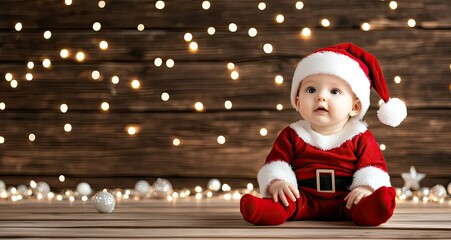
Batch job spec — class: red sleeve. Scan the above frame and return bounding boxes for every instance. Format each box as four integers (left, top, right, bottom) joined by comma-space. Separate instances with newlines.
265, 127, 297, 165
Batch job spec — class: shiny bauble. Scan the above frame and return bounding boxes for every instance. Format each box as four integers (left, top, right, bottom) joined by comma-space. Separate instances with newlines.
134, 180, 150, 196
35, 182, 50, 195
76, 182, 92, 196
93, 191, 116, 213
17, 184, 28, 195
447, 182, 451, 195
207, 178, 221, 192
418, 187, 430, 198
152, 178, 173, 199
429, 184, 447, 202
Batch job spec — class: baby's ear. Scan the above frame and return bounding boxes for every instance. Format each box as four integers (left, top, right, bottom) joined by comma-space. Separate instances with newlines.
350, 99, 362, 117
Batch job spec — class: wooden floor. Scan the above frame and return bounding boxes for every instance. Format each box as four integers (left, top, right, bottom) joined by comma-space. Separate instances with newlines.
0, 197, 450, 239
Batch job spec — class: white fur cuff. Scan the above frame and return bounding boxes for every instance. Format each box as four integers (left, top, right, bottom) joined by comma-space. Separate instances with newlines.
349, 166, 391, 190
257, 161, 298, 197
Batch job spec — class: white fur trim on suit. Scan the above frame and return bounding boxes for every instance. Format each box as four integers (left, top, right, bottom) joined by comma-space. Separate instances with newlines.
349, 166, 391, 190
291, 51, 371, 120
257, 161, 298, 197
290, 118, 368, 151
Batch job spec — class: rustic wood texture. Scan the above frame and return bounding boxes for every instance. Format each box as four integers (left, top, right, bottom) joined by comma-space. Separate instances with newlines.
0, 198, 450, 239
0, 0, 450, 189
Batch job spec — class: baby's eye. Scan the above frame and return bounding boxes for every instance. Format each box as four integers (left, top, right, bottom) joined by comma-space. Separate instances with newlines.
307, 87, 316, 93
331, 88, 341, 95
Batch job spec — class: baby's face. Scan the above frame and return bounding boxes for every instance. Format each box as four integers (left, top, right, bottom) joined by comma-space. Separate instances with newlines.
295, 74, 361, 134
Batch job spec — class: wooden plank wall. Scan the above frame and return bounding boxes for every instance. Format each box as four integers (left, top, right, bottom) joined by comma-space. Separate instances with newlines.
0, 0, 450, 190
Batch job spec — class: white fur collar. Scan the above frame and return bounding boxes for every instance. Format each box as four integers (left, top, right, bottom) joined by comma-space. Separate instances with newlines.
289, 119, 368, 151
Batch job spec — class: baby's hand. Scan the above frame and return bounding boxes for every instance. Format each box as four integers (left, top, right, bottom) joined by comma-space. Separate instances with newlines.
344, 186, 374, 209
267, 179, 300, 206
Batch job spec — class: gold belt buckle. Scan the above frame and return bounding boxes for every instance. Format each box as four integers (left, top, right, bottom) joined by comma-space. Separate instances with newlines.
316, 169, 335, 193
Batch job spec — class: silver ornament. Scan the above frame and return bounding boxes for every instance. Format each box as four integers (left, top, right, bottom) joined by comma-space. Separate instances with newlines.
429, 184, 447, 202
134, 180, 150, 196
17, 184, 28, 195
401, 166, 425, 190
208, 178, 221, 192
0, 180, 5, 191
447, 182, 451, 195
419, 187, 430, 198
93, 191, 116, 213
35, 182, 50, 195
152, 178, 173, 198
76, 182, 92, 196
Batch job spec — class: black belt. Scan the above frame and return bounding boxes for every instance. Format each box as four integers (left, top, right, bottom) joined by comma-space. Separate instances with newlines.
297, 169, 352, 192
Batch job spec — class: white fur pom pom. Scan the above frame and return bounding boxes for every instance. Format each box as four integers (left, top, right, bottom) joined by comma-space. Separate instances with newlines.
377, 98, 407, 127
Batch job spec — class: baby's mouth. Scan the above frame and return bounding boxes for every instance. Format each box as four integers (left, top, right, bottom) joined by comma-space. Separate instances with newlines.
315, 107, 328, 112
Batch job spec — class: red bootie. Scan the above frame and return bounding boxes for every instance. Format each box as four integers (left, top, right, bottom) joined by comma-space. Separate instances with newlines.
240, 194, 296, 225
351, 186, 396, 226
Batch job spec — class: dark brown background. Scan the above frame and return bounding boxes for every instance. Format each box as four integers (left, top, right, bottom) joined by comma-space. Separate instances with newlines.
0, 0, 450, 190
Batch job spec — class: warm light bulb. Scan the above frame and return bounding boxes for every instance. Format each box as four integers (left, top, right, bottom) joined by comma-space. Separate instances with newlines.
65, 0, 72, 5
207, 27, 216, 35
131, 80, 141, 89
231, 71, 239, 80
189, 42, 198, 52
224, 100, 232, 109
60, 104, 68, 113
263, 43, 273, 53
276, 104, 283, 110
407, 19, 416, 27
260, 128, 268, 136
127, 126, 137, 135
28, 133, 36, 142
173, 138, 181, 146
155, 0, 165, 9
227, 63, 235, 70
64, 123, 72, 132
184, 33, 193, 42
321, 19, 330, 27
0, 102, 5, 111
296, 1, 304, 10
194, 102, 204, 111
229, 23, 238, 32
137, 24, 145, 31
394, 76, 402, 84
161, 92, 170, 101
275, 14, 285, 23
25, 73, 33, 81
248, 27, 257, 37
60, 49, 69, 58
101, 102, 109, 111
111, 76, 119, 84
98, 0, 106, 8
217, 135, 226, 144
76, 51, 85, 61
99, 40, 108, 50
42, 58, 51, 68
389, 1, 397, 9
301, 27, 311, 37
0, 136, 4, 144
361, 22, 371, 31
93, 22, 101, 31
275, 75, 284, 84
258, 2, 266, 10
10, 80, 18, 88
166, 59, 175, 68
154, 58, 163, 67
27, 61, 34, 69
15, 22, 22, 31
380, 144, 386, 151
59, 175, 65, 182
5, 73, 13, 81
202, 1, 211, 10
43, 30, 52, 39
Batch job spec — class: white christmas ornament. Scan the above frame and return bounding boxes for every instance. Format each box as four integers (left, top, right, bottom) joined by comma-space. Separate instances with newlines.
207, 178, 221, 192
76, 182, 92, 196
35, 182, 50, 194
152, 178, 173, 198
17, 184, 28, 195
0, 180, 5, 191
401, 166, 425, 190
429, 184, 447, 202
448, 182, 451, 195
93, 191, 115, 213
134, 180, 150, 196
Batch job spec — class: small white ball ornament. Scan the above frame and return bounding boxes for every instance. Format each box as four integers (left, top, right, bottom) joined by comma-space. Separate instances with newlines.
93, 191, 116, 213
429, 184, 447, 202
134, 180, 150, 196
35, 182, 50, 195
17, 184, 28, 195
152, 178, 173, 198
76, 182, 92, 196
447, 182, 451, 195
207, 178, 221, 192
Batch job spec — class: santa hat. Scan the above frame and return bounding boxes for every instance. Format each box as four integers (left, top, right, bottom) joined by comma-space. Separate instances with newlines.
290, 43, 407, 127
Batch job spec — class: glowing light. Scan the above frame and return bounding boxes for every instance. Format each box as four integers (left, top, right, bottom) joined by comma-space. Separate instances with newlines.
217, 135, 226, 144
60, 104, 68, 113
161, 92, 170, 101
258, 2, 266, 10
43, 30, 52, 39
27, 61, 34, 69
137, 24, 145, 31
173, 138, 181, 146
155, 0, 165, 9
222, 184, 231, 191
389, 1, 397, 9
276, 14, 285, 23
26, 73, 33, 81
202, 1, 211, 10
247, 183, 254, 191
76, 52, 85, 61
301, 27, 311, 37
296, 1, 304, 10
275, 75, 284, 84
65, 0, 72, 5
111, 76, 119, 84
60, 49, 69, 58
98, 0, 106, 8
231, 71, 239, 80
93, 22, 101, 31
227, 63, 235, 70
229, 23, 238, 32
28, 133, 36, 142
276, 104, 283, 110
154, 58, 163, 67
194, 102, 204, 111
59, 175, 65, 182
127, 126, 137, 135
394, 76, 402, 84
0, 136, 4, 144
10, 80, 18, 88
5, 73, 13, 81
101, 102, 109, 111
263, 43, 273, 54
189, 42, 198, 52
321, 19, 330, 27
224, 100, 232, 109
0, 102, 5, 110
131, 80, 141, 89
166, 59, 175, 68
64, 123, 72, 132
42, 58, 51, 68
207, 27, 216, 35
361, 22, 371, 31
92, 70, 101, 80
195, 186, 202, 193
15, 22, 22, 31
408, 19, 416, 27
195, 193, 202, 200
184, 33, 193, 42
260, 128, 268, 136
99, 40, 108, 50
380, 144, 386, 151
248, 27, 257, 37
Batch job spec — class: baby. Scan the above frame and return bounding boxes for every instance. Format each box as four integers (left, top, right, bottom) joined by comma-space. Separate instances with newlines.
240, 43, 407, 226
